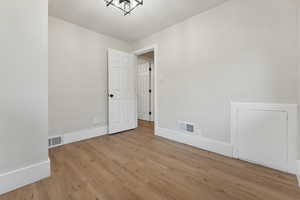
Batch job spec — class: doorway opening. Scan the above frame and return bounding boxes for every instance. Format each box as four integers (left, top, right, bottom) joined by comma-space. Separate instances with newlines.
107, 45, 157, 135
136, 51, 154, 132
133, 46, 157, 134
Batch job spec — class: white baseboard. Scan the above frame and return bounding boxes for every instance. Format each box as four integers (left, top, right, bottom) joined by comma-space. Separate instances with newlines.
49, 126, 108, 148
0, 159, 50, 195
156, 127, 233, 157
63, 126, 108, 145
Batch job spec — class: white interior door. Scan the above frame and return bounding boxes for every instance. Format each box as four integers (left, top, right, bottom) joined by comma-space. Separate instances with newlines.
137, 63, 150, 121
108, 49, 137, 134
150, 62, 154, 121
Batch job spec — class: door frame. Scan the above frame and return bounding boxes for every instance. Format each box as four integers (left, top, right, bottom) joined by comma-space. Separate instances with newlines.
132, 45, 158, 134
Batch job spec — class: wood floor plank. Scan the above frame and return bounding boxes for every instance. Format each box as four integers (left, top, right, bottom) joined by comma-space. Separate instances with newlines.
1, 123, 299, 200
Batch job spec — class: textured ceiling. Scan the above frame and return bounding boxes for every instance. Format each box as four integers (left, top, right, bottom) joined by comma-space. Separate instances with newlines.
49, 0, 227, 41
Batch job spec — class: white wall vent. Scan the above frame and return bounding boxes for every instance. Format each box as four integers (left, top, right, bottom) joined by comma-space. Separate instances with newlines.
48, 136, 63, 148
178, 121, 195, 133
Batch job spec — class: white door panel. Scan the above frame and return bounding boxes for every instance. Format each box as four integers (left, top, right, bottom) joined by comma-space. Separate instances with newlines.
150, 62, 154, 121
108, 49, 137, 134
237, 109, 288, 172
137, 63, 150, 121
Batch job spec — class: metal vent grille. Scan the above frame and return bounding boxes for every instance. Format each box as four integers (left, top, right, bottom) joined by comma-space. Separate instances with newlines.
48, 136, 62, 147
178, 121, 195, 133
186, 124, 194, 133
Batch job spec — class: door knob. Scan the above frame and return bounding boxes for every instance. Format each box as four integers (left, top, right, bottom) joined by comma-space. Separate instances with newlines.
109, 94, 114, 98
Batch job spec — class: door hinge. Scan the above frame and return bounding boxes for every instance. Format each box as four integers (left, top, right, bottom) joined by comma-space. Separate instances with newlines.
149, 68, 152, 72
149, 112, 152, 115
149, 89, 152, 93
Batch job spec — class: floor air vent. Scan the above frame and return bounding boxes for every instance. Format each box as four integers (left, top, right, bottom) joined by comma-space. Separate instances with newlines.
48, 136, 63, 148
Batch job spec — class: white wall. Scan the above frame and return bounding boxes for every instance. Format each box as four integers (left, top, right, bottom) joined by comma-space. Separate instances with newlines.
49, 17, 130, 136
0, 0, 48, 173
132, 0, 298, 143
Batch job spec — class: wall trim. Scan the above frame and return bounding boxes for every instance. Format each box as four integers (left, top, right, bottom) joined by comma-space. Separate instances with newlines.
156, 127, 233, 157
63, 126, 108, 145
0, 159, 50, 195
49, 126, 108, 149
297, 160, 300, 187
231, 102, 298, 174
132, 44, 159, 133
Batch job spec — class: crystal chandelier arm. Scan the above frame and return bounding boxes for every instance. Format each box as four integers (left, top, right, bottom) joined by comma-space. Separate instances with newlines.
113, 3, 131, 15
123, 0, 143, 15
105, 0, 143, 16
133, 0, 143, 5
105, 0, 126, 13
105, 0, 114, 6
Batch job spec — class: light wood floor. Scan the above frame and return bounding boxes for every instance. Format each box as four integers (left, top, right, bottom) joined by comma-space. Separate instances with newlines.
1, 124, 300, 200
138, 120, 154, 130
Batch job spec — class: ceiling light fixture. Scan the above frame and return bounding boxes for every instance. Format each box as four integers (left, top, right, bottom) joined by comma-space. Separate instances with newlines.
104, 0, 143, 16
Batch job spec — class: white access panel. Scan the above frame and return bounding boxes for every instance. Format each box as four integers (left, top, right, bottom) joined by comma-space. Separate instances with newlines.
237, 109, 288, 172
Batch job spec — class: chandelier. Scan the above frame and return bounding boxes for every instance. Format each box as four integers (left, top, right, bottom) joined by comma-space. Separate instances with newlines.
104, 0, 143, 16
